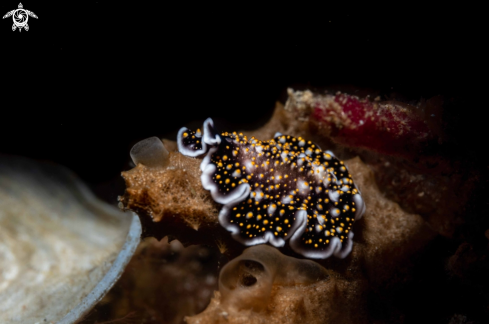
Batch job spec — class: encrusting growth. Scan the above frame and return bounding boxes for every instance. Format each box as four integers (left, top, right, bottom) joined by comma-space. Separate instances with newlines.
119, 150, 227, 246
285, 88, 440, 159
117, 97, 466, 323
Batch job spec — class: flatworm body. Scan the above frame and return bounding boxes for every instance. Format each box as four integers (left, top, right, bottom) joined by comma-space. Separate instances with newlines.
177, 118, 366, 259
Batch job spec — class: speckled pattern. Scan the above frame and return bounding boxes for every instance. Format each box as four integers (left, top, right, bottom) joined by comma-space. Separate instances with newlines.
178, 118, 366, 259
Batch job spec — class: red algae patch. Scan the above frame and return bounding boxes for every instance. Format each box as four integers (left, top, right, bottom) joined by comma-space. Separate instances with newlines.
284, 88, 441, 159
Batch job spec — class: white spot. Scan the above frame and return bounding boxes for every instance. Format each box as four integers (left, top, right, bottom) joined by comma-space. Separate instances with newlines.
255, 145, 263, 153
325, 150, 336, 158
281, 152, 288, 161
335, 176, 343, 185
267, 204, 277, 215
279, 137, 286, 144
297, 179, 310, 194
330, 172, 338, 183
305, 148, 313, 156
244, 159, 254, 170
336, 226, 343, 233
315, 225, 323, 232
312, 164, 326, 179
341, 185, 350, 192
254, 189, 264, 202
274, 172, 282, 183
317, 215, 325, 225
274, 132, 283, 138
328, 189, 339, 202
232, 169, 242, 177
330, 208, 340, 218
298, 140, 305, 147
281, 195, 292, 204
323, 177, 331, 187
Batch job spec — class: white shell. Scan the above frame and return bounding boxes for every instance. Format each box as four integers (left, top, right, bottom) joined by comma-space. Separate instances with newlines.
0, 156, 141, 324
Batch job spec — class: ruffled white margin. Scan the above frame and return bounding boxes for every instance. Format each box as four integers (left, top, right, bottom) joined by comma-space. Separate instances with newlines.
353, 193, 366, 221
179, 118, 366, 258
290, 228, 354, 259
177, 126, 208, 157
197, 118, 306, 248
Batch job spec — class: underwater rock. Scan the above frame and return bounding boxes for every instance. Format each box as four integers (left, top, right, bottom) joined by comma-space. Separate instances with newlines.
0, 156, 140, 324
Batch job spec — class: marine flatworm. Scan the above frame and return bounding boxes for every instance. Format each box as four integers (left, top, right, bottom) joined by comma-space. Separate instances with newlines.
177, 118, 366, 259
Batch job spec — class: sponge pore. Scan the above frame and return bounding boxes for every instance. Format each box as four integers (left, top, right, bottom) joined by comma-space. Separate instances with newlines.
219, 245, 329, 312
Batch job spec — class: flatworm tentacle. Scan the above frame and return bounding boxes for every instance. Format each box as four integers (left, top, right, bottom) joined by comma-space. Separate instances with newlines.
177, 118, 366, 259
203, 118, 220, 146
177, 127, 207, 157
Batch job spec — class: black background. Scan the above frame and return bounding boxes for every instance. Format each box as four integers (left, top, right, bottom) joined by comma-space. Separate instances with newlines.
0, 2, 483, 203
1, 2, 488, 323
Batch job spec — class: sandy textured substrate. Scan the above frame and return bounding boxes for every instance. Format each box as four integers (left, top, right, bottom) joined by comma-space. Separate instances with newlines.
106, 95, 487, 323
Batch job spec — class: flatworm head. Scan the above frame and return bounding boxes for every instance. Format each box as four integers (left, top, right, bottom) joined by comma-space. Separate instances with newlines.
177, 118, 366, 259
